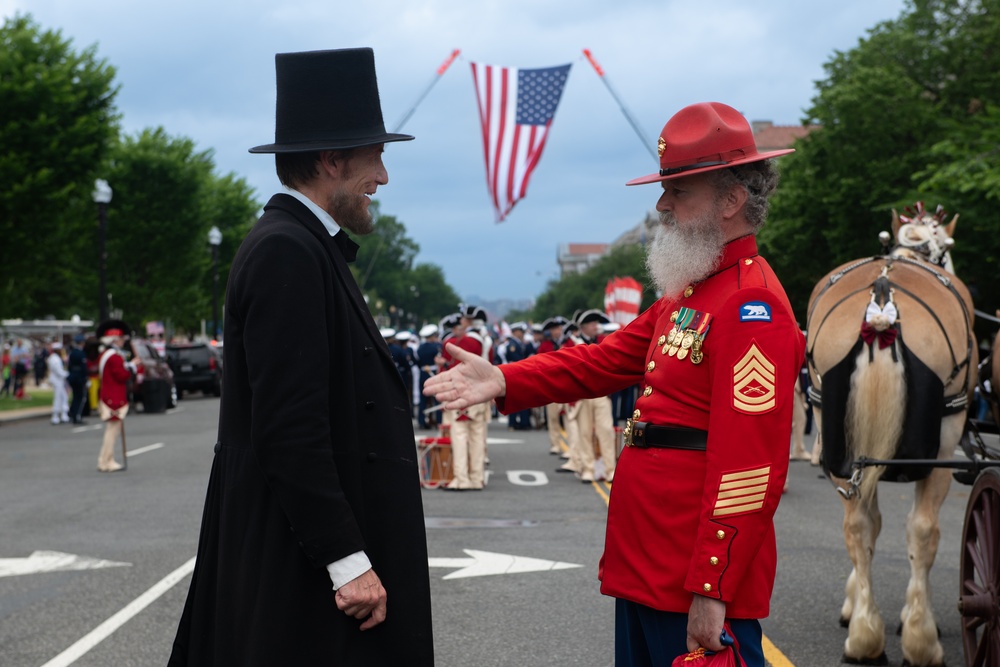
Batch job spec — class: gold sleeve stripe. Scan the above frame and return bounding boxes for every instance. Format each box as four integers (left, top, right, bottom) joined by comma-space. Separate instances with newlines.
721, 466, 770, 482
717, 483, 768, 499
715, 492, 767, 508
713, 501, 765, 516
719, 476, 769, 491
713, 466, 771, 517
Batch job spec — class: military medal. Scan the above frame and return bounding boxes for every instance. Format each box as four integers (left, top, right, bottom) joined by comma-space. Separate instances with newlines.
667, 308, 713, 365
690, 337, 704, 364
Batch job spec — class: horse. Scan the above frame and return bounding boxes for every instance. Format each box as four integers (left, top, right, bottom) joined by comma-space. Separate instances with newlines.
805, 202, 977, 666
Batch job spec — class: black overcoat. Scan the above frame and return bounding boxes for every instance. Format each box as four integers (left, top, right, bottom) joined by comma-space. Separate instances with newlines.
169, 194, 434, 666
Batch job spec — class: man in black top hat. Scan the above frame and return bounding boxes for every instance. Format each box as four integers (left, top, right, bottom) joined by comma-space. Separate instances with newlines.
169, 48, 433, 666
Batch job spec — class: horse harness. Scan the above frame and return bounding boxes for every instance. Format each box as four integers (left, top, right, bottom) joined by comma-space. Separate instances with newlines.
806, 253, 973, 417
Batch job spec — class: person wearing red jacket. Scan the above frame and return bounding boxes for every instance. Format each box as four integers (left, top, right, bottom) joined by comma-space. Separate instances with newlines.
439, 307, 491, 490
424, 102, 805, 667
96, 325, 135, 472
538, 316, 568, 457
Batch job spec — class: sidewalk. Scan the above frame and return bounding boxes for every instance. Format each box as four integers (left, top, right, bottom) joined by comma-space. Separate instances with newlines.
0, 404, 54, 424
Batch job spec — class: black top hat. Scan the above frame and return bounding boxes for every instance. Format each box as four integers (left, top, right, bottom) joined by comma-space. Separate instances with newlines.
250, 48, 414, 154
96, 319, 131, 339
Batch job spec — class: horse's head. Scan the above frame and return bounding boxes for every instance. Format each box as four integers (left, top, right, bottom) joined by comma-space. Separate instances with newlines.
889, 201, 958, 273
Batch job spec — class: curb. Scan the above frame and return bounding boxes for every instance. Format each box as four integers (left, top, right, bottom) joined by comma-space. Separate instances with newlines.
0, 407, 56, 425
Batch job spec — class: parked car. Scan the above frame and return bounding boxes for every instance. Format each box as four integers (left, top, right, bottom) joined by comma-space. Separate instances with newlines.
165, 342, 223, 398
125, 337, 178, 413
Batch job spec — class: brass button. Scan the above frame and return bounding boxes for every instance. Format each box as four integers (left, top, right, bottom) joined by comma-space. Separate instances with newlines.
643, 386, 652, 397
703, 583, 712, 592
744, 258, 753, 266
683, 286, 694, 297
716, 530, 725, 540
657, 335, 666, 346
710, 557, 719, 566
632, 409, 641, 419
647, 361, 655, 372
670, 311, 679, 323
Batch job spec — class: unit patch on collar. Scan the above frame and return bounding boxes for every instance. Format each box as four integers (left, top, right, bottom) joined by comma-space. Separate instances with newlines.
713, 466, 771, 517
732, 341, 776, 414
739, 301, 771, 322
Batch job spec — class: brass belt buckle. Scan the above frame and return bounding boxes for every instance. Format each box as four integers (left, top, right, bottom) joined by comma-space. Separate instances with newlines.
623, 418, 634, 447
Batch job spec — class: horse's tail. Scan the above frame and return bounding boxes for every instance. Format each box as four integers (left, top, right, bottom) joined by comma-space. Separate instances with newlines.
845, 345, 906, 503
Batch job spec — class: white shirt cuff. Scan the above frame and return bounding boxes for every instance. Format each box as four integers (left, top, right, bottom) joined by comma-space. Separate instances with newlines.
326, 551, 372, 590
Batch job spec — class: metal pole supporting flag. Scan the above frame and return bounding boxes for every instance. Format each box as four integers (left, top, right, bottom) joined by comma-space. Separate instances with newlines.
393, 49, 462, 133
582, 49, 658, 163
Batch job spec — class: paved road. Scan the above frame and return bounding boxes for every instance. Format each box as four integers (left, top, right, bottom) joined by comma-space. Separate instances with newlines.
0, 397, 985, 666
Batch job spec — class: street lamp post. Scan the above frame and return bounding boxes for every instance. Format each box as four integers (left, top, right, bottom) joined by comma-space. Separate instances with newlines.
92, 179, 113, 323
208, 226, 222, 340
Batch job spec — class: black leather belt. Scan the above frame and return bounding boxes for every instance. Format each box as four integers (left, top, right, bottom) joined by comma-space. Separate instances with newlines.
622, 419, 708, 451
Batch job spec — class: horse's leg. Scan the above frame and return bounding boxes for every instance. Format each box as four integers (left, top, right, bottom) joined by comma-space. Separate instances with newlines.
898, 414, 961, 666
810, 410, 823, 466
840, 487, 886, 663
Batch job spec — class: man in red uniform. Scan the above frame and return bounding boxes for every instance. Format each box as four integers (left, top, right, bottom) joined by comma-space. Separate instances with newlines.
95, 322, 135, 472
538, 316, 568, 456
439, 307, 491, 490
425, 101, 805, 666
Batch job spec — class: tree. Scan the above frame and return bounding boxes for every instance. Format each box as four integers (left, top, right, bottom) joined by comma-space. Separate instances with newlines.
529, 244, 656, 321
352, 202, 460, 328
0, 14, 119, 317
102, 128, 260, 333
760, 0, 1000, 323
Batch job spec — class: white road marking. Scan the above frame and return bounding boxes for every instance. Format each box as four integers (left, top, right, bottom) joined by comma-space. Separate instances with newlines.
128, 443, 164, 456
0, 551, 130, 578
40, 557, 196, 667
428, 549, 581, 579
71, 425, 104, 434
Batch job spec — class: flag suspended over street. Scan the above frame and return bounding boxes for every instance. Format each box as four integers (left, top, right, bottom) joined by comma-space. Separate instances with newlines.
471, 62, 572, 222
605, 276, 643, 325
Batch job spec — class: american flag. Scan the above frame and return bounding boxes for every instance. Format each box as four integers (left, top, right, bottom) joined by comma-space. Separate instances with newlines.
471, 62, 572, 222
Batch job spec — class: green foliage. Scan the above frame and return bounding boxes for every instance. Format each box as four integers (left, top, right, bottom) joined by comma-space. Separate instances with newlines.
353, 202, 460, 329
761, 0, 1000, 324
103, 128, 260, 333
0, 14, 119, 317
529, 244, 655, 321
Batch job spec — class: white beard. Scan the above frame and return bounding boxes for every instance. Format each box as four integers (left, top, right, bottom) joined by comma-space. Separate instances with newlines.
644, 207, 726, 299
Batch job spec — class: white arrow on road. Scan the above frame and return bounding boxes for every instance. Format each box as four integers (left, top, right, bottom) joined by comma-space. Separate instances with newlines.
0, 551, 131, 578
428, 549, 582, 580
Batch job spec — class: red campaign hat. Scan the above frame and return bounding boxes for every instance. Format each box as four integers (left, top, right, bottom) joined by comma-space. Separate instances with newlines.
627, 102, 795, 186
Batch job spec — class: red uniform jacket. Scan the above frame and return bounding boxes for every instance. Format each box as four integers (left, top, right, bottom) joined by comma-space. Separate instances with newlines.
99, 349, 131, 413
498, 236, 804, 619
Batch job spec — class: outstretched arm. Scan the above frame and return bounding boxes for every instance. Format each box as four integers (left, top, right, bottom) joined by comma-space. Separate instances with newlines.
423, 342, 506, 409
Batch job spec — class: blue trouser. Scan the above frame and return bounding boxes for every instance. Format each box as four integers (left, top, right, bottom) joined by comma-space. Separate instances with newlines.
69, 375, 87, 421
615, 599, 764, 667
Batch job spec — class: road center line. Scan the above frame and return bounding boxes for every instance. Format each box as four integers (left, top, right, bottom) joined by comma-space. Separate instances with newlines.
128, 443, 164, 457
40, 556, 195, 667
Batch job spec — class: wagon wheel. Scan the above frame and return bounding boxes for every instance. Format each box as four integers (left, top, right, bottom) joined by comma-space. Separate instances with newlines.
959, 467, 1000, 666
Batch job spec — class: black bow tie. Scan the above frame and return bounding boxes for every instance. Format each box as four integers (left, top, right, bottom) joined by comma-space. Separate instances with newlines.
333, 230, 359, 263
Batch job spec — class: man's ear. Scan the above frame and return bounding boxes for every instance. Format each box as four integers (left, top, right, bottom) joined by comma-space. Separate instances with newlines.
721, 183, 748, 220
318, 150, 340, 178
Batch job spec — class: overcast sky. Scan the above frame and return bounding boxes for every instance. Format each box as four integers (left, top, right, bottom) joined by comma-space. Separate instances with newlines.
4, 0, 908, 303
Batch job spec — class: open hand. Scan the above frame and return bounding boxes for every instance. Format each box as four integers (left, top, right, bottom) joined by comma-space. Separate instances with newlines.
422, 342, 506, 410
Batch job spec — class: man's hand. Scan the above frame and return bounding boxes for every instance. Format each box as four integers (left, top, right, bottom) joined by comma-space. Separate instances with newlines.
686, 594, 726, 653
334, 569, 386, 631
422, 342, 506, 409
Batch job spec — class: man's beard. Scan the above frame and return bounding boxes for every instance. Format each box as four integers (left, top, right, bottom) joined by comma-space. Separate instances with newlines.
329, 190, 374, 236
644, 206, 727, 299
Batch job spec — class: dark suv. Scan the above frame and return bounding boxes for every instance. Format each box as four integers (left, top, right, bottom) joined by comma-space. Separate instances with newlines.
166, 342, 223, 398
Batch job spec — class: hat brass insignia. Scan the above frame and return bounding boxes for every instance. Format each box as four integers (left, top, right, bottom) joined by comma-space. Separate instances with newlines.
657, 136, 666, 157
